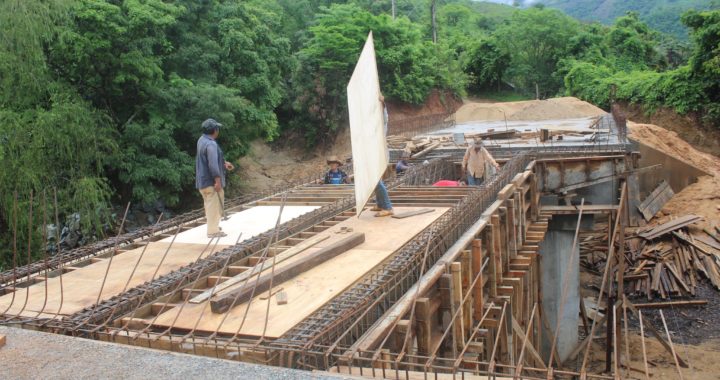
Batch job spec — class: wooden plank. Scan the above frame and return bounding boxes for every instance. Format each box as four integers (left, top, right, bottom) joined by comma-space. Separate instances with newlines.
633, 300, 707, 309
210, 232, 365, 313
411, 141, 440, 159
638, 215, 703, 240
152, 207, 447, 338
391, 208, 435, 219
638, 180, 674, 221
190, 234, 330, 303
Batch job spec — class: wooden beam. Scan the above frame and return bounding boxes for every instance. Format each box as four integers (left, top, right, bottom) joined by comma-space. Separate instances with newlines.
634, 300, 707, 309
391, 208, 435, 219
210, 233, 365, 313
191, 234, 330, 303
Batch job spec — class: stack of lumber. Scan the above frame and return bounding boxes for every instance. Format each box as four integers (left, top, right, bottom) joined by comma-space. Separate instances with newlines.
581, 215, 720, 300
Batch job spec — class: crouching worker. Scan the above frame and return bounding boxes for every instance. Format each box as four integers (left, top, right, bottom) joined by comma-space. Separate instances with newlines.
396, 150, 411, 176
323, 156, 349, 184
196, 118, 234, 238
462, 139, 500, 186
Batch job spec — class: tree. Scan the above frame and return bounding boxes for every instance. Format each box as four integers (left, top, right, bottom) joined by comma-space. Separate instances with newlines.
464, 38, 510, 92
291, 4, 462, 143
493, 7, 581, 97
682, 9, 720, 123
0, 0, 116, 267
605, 12, 662, 70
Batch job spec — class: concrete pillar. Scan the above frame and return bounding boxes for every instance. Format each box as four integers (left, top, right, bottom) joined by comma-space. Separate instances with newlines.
538, 214, 590, 362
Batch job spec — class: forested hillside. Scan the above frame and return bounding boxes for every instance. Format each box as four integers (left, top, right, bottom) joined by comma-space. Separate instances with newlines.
1, 0, 718, 267
537, 0, 718, 40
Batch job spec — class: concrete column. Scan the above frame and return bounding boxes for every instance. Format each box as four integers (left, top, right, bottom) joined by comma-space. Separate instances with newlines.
538, 214, 590, 363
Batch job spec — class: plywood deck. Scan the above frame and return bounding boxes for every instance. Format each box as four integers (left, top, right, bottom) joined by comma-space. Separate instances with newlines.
0, 206, 319, 318
149, 207, 448, 338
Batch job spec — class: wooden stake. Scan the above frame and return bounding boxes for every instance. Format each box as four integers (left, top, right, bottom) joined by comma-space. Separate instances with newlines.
638, 310, 650, 380
659, 310, 685, 380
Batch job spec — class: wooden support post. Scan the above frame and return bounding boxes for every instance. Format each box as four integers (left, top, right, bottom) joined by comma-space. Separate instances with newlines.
498, 209, 509, 274
415, 298, 432, 356
491, 215, 504, 287
451, 262, 465, 351
461, 250, 473, 335
394, 320, 412, 353
440, 273, 454, 357
471, 239, 484, 321
507, 199, 517, 260
530, 172, 539, 221
486, 228, 498, 298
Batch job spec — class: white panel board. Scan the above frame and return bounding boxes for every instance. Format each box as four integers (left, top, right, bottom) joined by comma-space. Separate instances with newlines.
160, 206, 319, 245
347, 32, 388, 216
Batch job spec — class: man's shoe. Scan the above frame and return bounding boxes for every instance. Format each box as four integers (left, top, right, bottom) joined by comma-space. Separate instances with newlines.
374, 209, 394, 217
208, 231, 228, 238
369, 206, 382, 212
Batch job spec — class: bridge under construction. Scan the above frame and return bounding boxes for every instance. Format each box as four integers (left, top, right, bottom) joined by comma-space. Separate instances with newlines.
3, 103, 707, 380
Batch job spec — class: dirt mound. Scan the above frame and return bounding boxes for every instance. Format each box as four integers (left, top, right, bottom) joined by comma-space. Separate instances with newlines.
387, 89, 463, 121
454, 97, 605, 123
621, 103, 720, 156
628, 122, 720, 176
235, 128, 352, 194
628, 122, 720, 232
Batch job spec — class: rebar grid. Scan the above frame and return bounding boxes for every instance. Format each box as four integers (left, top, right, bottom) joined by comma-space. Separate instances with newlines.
0, 156, 449, 330
0, 133, 638, 378
272, 153, 533, 356
0, 165, 358, 287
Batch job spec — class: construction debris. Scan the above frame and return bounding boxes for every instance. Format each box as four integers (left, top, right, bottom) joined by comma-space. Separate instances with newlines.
581, 215, 720, 300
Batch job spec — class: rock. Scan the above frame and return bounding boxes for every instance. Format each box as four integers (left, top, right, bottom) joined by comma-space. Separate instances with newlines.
66, 213, 81, 232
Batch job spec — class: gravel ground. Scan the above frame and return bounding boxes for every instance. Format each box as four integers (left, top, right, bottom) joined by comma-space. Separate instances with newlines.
0, 326, 354, 380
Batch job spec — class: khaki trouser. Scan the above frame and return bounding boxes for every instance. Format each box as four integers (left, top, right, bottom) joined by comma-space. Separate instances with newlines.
199, 187, 224, 235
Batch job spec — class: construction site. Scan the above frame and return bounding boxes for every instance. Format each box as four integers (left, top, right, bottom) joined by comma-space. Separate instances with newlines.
2, 37, 720, 380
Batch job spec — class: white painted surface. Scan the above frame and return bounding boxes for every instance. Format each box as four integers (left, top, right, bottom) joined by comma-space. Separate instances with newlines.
347, 32, 388, 216
161, 206, 320, 245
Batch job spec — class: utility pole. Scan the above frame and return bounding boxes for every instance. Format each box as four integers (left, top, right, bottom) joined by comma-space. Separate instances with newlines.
391, 0, 396, 19
431, 0, 437, 43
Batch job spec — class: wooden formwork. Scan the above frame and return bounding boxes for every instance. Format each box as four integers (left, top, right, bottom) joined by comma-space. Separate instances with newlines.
341, 161, 555, 377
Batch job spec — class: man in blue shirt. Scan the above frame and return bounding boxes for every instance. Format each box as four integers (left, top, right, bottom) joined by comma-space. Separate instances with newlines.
396, 150, 411, 175
323, 156, 349, 185
196, 118, 234, 238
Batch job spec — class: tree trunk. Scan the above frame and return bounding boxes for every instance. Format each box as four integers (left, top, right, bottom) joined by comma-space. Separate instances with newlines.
391, 0, 396, 19
431, 0, 437, 44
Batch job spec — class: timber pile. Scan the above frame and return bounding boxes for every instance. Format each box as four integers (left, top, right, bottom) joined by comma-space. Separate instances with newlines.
386, 129, 521, 151
581, 215, 720, 300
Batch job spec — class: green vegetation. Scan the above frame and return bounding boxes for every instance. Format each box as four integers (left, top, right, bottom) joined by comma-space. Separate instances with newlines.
0, 0, 718, 267
538, 0, 717, 40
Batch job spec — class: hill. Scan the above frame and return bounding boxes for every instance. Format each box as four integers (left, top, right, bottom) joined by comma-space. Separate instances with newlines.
536, 0, 717, 40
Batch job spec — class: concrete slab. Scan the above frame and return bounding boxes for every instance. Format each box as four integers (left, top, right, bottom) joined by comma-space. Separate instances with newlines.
0, 326, 347, 380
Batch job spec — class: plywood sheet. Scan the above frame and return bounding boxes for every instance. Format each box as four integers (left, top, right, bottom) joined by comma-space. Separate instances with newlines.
150, 207, 448, 338
161, 206, 319, 245
0, 243, 217, 318
0, 206, 318, 318
347, 31, 388, 216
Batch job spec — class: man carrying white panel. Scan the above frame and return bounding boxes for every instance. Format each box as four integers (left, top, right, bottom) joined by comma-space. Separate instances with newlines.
368, 94, 394, 217
347, 32, 394, 218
